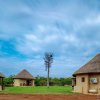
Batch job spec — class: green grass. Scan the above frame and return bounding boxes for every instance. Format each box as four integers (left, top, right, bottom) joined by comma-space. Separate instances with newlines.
1, 86, 73, 94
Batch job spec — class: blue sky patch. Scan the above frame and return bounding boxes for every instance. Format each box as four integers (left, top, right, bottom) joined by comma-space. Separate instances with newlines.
0, 0, 100, 77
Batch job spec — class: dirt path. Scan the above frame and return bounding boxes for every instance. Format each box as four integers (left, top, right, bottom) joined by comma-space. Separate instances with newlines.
0, 94, 98, 100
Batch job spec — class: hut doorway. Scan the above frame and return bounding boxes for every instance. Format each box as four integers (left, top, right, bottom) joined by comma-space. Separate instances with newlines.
26, 80, 33, 86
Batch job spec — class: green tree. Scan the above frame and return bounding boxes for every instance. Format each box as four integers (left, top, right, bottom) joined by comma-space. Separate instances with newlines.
35, 77, 47, 86
4, 75, 14, 87
60, 78, 72, 86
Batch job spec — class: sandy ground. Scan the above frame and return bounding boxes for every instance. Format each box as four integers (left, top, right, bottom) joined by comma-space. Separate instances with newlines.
0, 94, 99, 100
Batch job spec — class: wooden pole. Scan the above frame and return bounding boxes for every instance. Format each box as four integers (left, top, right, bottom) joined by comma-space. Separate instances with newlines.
1, 78, 3, 90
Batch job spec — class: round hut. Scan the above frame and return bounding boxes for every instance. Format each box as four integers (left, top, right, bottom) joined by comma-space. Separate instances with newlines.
72, 54, 100, 94
13, 69, 35, 86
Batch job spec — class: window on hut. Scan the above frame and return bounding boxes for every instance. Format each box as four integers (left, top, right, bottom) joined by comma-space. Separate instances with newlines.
81, 77, 85, 82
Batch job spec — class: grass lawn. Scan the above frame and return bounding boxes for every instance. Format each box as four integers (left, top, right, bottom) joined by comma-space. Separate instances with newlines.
1, 86, 73, 94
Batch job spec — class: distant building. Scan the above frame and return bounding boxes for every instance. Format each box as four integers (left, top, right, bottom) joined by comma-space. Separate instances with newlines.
0, 72, 5, 91
72, 54, 100, 94
13, 69, 35, 86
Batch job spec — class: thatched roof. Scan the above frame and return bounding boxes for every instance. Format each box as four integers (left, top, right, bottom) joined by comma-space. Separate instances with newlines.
13, 69, 34, 79
73, 54, 100, 76
0, 72, 5, 78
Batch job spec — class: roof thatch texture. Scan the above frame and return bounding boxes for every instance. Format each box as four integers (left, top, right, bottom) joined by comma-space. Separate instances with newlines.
0, 72, 5, 78
13, 69, 34, 79
73, 54, 100, 76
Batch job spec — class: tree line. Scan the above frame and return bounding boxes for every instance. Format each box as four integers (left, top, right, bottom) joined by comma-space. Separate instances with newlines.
35, 77, 72, 86
3, 76, 72, 87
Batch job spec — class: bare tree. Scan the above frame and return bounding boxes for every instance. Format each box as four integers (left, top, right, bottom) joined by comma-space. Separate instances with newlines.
44, 52, 53, 87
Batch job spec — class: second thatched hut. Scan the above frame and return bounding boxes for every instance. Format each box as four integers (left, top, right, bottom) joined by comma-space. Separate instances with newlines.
72, 54, 100, 94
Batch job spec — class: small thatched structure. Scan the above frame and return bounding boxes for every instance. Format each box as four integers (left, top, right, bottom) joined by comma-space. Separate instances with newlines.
72, 54, 100, 94
0, 72, 5, 91
13, 69, 35, 86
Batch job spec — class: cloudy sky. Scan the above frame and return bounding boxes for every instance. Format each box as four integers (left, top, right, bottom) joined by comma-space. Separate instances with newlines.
0, 0, 100, 77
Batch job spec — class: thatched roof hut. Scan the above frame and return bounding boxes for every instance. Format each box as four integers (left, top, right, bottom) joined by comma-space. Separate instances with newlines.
13, 69, 35, 86
0, 72, 5, 78
73, 54, 100, 76
13, 69, 34, 79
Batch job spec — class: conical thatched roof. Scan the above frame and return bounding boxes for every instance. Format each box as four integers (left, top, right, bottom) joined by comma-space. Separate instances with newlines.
0, 72, 5, 78
73, 54, 100, 76
13, 69, 34, 79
